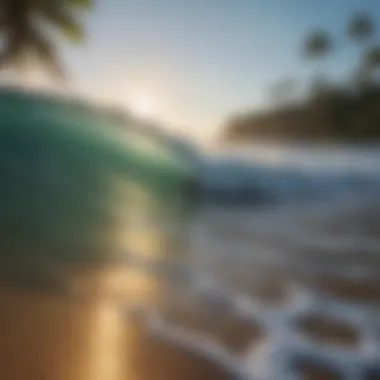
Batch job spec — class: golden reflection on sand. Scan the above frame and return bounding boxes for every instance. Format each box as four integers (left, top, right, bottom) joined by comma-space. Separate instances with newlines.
0, 207, 168, 380
89, 298, 124, 380
0, 262, 161, 380
0, 209, 233, 380
0, 282, 97, 380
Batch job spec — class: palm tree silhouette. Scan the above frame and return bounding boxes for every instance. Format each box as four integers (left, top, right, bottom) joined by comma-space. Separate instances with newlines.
302, 29, 332, 95
346, 12, 377, 87
347, 12, 374, 44
0, 0, 92, 79
362, 45, 380, 81
302, 29, 332, 60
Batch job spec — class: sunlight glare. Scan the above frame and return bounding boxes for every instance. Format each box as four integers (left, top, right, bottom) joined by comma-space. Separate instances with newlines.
129, 93, 156, 119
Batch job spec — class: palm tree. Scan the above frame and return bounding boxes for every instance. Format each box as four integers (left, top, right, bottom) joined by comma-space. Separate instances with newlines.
0, 0, 92, 79
347, 12, 374, 44
364, 46, 380, 69
362, 46, 380, 84
302, 29, 332, 60
346, 12, 376, 88
302, 29, 332, 96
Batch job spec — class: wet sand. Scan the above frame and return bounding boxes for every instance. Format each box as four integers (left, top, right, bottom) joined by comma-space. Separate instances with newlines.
0, 268, 238, 380
1, 199, 380, 380
0, 259, 379, 380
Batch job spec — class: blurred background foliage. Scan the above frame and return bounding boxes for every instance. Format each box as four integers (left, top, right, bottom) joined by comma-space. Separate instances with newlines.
221, 11, 380, 143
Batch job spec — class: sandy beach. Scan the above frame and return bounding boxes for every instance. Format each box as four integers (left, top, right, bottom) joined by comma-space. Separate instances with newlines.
0, 248, 379, 380
0, 196, 380, 380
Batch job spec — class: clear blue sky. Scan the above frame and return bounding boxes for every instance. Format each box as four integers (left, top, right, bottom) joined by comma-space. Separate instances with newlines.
62, 0, 380, 141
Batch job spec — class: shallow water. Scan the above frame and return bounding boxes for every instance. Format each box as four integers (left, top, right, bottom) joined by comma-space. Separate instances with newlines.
177, 198, 380, 380
128, 145, 380, 380
2, 145, 380, 380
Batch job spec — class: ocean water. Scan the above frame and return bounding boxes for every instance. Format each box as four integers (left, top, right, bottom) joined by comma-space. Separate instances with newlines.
113, 144, 380, 380
199, 144, 380, 205
3, 143, 380, 380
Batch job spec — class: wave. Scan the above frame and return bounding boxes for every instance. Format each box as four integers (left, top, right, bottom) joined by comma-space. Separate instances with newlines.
197, 145, 380, 205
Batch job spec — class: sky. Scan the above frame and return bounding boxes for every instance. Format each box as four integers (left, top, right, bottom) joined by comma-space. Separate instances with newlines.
58, 0, 380, 142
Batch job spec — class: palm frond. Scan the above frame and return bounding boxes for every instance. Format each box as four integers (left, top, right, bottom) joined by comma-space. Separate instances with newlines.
0, 37, 28, 71
28, 26, 66, 79
43, 8, 84, 42
0, 0, 91, 77
33, 0, 93, 10
68, 0, 93, 9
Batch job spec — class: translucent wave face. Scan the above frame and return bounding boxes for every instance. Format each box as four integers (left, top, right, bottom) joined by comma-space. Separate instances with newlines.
0, 88, 192, 274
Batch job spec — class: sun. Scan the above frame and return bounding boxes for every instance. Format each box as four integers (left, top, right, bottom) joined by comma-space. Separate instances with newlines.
129, 94, 156, 119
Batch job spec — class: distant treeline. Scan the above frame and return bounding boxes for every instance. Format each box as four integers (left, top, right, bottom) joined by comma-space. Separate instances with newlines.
222, 84, 380, 142
221, 11, 380, 143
